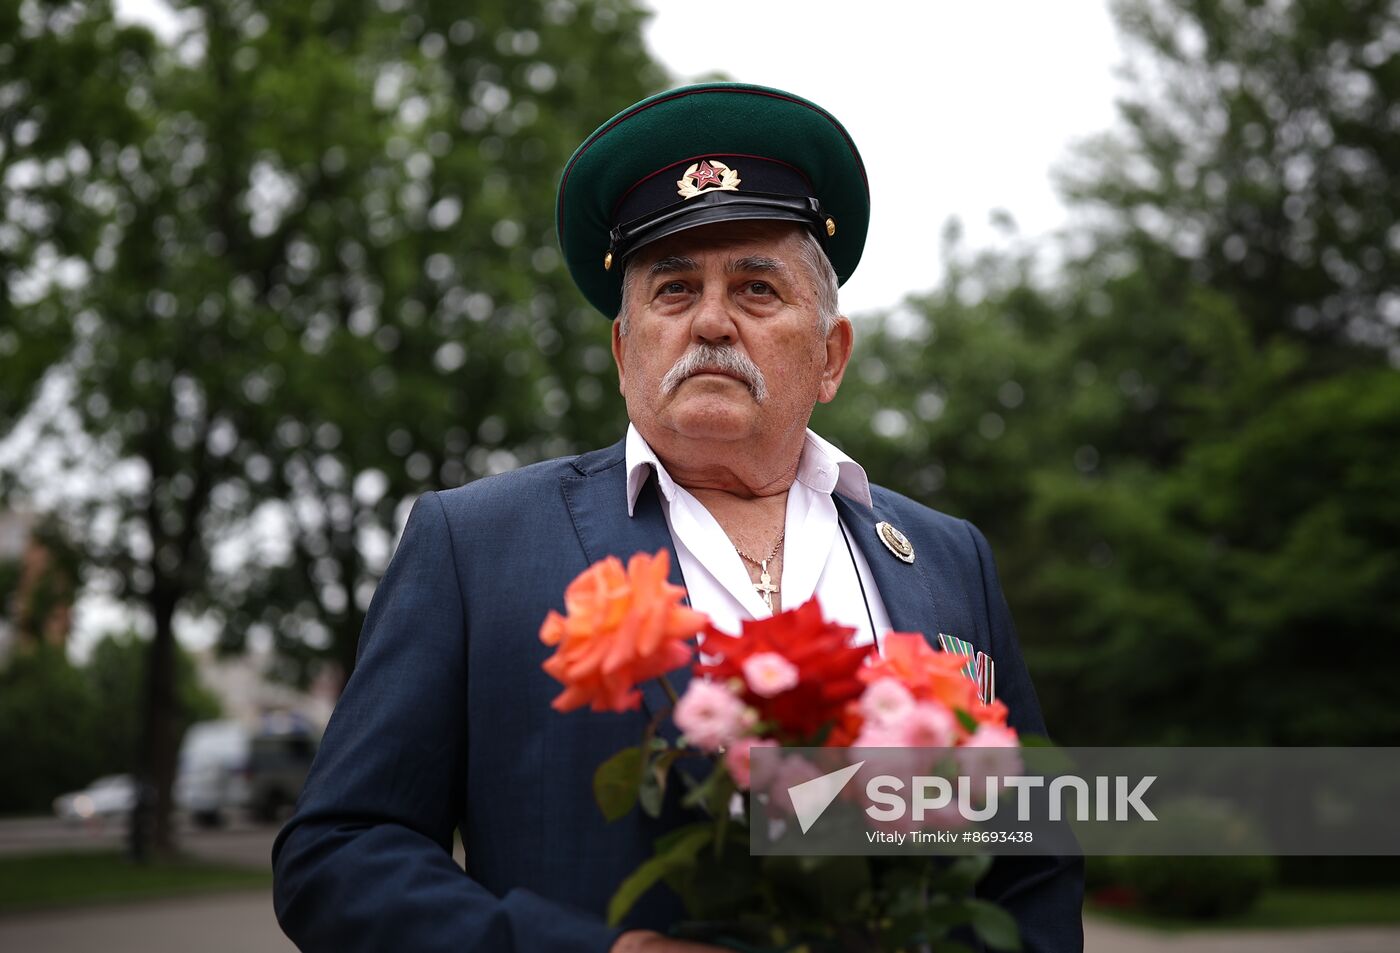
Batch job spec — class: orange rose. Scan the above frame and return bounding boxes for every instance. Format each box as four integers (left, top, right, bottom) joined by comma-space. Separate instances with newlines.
540, 550, 707, 713
860, 632, 982, 715
834, 633, 1008, 743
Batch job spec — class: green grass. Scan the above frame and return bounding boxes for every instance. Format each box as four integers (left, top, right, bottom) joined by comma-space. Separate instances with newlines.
1089, 886, 1400, 931
0, 850, 272, 914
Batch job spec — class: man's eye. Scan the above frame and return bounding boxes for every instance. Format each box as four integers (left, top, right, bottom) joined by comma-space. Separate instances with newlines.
656, 281, 688, 296
745, 281, 775, 296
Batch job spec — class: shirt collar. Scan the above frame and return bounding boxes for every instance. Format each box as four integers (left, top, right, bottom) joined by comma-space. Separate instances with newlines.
624, 423, 873, 516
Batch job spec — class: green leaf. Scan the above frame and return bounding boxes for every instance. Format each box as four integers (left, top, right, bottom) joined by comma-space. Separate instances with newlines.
662, 836, 763, 921
652, 748, 683, 785
929, 854, 992, 894
705, 767, 735, 819
928, 941, 977, 953
967, 899, 1022, 951
606, 826, 713, 926
805, 721, 835, 746
921, 898, 976, 928
652, 820, 712, 855
954, 708, 980, 733
681, 761, 728, 812
638, 764, 663, 819
594, 745, 643, 822
646, 744, 686, 806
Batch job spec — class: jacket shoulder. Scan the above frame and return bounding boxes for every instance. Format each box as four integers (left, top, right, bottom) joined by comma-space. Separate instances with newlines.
868, 482, 978, 551
430, 442, 624, 517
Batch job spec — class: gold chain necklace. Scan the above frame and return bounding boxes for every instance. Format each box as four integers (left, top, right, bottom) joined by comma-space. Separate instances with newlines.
733, 529, 784, 612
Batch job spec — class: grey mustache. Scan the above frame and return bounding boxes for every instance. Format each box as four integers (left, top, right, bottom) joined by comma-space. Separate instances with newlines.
659, 344, 768, 403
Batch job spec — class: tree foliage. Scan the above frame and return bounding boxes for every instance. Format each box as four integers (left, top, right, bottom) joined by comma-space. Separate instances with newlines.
1062, 0, 1400, 362
1, 0, 665, 850
86, 630, 223, 773
0, 645, 102, 814
0, 634, 220, 815
820, 0, 1400, 745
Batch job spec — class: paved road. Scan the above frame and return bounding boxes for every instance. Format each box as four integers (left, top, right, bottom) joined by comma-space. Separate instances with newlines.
4, 893, 1399, 953
1083, 917, 1400, 953
0, 889, 293, 953
4, 818, 1398, 952
0, 815, 471, 869
0, 815, 279, 868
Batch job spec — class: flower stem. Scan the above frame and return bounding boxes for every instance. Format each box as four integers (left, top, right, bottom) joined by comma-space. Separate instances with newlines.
658, 673, 680, 707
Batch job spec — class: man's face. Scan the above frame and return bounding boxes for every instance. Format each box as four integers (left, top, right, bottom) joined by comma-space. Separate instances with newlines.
610, 221, 852, 452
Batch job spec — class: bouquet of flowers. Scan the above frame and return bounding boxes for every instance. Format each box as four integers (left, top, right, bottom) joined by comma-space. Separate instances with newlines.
540, 550, 1023, 953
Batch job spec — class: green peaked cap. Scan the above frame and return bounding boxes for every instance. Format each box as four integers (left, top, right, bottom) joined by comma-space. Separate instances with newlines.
556, 82, 871, 318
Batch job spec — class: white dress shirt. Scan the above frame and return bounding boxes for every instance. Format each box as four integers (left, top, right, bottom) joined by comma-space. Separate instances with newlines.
624, 424, 893, 652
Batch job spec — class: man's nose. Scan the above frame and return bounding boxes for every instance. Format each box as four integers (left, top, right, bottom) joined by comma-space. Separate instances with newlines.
688, 284, 738, 344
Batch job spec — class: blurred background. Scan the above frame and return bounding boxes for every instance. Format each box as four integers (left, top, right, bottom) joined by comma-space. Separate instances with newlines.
1, 0, 1397, 950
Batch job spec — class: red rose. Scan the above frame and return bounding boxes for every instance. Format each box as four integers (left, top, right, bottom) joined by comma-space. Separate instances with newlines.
695, 598, 872, 743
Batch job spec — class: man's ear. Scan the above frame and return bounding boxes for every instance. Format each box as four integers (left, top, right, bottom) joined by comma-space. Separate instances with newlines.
817, 316, 854, 404
611, 317, 627, 395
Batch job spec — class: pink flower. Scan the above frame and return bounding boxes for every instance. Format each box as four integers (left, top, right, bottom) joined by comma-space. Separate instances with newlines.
741, 651, 799, 698
851, 719, 942, 790
956, 724, 1023, 801
858, 677, 915, 727
674, 680, 748, 752
770, 755, 824, 816
899, 701, 959, 749
962, 724, 1020, 749
850, 698, 956, 785
852, 721, 905, 748
724, 737, 779, 790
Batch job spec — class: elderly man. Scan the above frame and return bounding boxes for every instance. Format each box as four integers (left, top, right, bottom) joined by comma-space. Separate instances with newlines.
272, 83, 1083, 953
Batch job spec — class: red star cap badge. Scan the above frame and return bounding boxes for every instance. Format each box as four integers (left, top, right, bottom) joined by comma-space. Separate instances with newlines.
689, 160, 722, 189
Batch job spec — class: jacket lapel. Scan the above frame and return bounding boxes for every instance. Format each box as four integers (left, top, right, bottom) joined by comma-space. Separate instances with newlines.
559, 442, 694, 733
833, 491, 942, 647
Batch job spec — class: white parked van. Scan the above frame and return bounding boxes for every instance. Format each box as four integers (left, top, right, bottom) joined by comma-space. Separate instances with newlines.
175, 715, 317, 826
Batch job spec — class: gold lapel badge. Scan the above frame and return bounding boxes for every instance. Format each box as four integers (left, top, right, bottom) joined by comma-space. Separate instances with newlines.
676, 159, 741, 199
876, 521, 914, 563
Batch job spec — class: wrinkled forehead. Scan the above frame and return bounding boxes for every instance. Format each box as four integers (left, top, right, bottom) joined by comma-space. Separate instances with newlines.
625, 220, 808, 274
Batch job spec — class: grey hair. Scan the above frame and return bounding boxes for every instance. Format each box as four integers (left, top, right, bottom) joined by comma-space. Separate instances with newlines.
616, 227, 841, 336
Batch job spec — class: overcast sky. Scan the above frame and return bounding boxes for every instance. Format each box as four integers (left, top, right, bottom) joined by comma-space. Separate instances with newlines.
642, 0, 1126, 313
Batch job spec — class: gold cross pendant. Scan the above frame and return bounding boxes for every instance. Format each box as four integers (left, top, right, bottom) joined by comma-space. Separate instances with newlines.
753, 560, 778, 612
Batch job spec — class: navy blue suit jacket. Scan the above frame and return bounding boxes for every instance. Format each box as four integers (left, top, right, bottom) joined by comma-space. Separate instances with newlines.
272, 440, 1084, 952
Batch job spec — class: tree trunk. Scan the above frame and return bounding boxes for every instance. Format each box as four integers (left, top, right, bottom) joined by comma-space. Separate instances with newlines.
129, 588, 181, 861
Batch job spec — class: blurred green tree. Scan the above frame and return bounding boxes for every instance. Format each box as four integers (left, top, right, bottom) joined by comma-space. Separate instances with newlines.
86, 631, 223, 777
0, 633, 218, 814
0, 645, 103, 814
1062, 0, 1400, 365
819, 0, 1400, 745
0, 0, 663, 854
